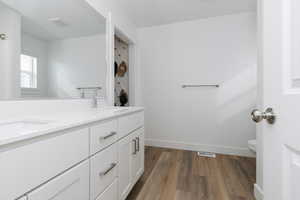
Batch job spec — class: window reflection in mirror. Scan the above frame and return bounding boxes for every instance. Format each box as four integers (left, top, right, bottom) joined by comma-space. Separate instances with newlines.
20, 54, 38, 89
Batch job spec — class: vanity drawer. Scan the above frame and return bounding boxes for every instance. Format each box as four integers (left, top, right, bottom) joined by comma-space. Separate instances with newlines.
0, 127, 89, 200
90, 120, 118, 155
27, 160, 89, 200
96, 180, 118, 200
118, 111, 144, 139
90, 143, 118, 200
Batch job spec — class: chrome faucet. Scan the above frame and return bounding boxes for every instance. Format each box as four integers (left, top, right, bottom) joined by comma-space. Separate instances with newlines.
92, 90, 98, 108
76, 87, 102, 108
92, 88, 101, 108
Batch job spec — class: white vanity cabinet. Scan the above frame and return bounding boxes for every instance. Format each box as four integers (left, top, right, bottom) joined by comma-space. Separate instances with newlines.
27, 161, 89, 200
118, 112, 144, 139
131, 128, 145, 184
0, 110, 144, 200
118, 122, 145, 200
0, 128, 89, 200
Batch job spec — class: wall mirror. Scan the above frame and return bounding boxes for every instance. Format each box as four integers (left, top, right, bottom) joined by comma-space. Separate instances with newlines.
0, 0, 107, 100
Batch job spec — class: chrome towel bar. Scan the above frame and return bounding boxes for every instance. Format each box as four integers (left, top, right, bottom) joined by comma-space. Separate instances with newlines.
77, 87, 102, 99
77, 87, 102, 90
182, 84, 219, 88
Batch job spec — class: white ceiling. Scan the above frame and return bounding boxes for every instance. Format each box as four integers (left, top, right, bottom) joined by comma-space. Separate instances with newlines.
1, 0, 106, 41
117, 0, 256, 27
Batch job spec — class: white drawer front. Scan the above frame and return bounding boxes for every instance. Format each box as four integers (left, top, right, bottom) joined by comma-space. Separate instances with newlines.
96, 180, 118, 200
90, 120, 117, 155
0, 128, 89, 200
90, 144, 118, 200
118, 112, 144, 139
28, 161, 89, 200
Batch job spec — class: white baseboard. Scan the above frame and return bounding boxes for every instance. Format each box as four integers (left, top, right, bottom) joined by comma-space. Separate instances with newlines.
254, 184, 264, 200
145, 139, 256, 157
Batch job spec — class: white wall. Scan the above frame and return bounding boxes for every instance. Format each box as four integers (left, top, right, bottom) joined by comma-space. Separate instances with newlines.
0, 3, 21, 99
21, 33, 49, 97
138, 12, 257, 156
48, 34, 107, 98
86, 0, 137, 42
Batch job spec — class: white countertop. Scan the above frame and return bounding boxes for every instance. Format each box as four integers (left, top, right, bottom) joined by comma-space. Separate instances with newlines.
0, 107, 144, 147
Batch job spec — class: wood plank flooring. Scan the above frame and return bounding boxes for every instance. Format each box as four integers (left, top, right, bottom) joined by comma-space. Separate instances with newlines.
126, 146, 256, 200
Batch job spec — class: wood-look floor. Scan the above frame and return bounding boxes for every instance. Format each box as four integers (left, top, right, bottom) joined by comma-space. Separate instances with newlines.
126, 147, 256, 200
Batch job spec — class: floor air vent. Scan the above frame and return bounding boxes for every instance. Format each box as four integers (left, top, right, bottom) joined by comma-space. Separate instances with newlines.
197, 151, 216, 158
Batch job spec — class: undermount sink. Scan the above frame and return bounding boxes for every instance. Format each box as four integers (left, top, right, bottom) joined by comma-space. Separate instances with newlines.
0, 120, 53, 139
100, 107, 130, 113
112, 108, 130, 113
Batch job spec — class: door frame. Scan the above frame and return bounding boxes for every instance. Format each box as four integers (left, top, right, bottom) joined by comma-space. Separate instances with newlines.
254, 0, 264, 199
113, 27, 139, 106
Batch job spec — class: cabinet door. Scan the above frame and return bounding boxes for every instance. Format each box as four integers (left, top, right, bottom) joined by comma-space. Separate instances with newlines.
27, 161, 89, 200
131, 128, 145, 184
118, 133, 135, 200
137, 128, 145, 179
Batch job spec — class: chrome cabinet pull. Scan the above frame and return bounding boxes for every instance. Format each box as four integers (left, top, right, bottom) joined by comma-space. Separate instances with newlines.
132, 139, 137, 155
99, 163, 117, 177
99, 131, 117, 140
136, 137, 140, 152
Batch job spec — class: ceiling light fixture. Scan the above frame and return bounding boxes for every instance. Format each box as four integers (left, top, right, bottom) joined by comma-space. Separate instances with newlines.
48, 17, 68, 27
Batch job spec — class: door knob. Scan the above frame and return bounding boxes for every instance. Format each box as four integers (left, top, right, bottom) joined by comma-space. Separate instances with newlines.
251, 108, 276, 124
0, 33, 7, 40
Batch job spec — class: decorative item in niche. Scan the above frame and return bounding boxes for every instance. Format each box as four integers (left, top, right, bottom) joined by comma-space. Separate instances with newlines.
115, 62, 118, 77
119, 89, 128, 106
114, 36, 129, 106
117, 61, 127, 77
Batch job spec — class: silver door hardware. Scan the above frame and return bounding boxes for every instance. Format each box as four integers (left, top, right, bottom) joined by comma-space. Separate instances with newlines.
77, 86, 102, 90
0, 33, 7, 40
136, 137, 140, 152
251, 107, 276, 124
99, 132, 117, 140
132, 139, 137, 155
182, 84, 219, 88
99, 163, 117, 176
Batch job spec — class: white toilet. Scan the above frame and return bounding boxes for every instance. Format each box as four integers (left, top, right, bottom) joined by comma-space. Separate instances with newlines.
248, 140, 257, 153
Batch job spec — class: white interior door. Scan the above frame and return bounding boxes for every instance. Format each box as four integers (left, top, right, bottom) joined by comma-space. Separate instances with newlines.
258, 0, 300, 199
